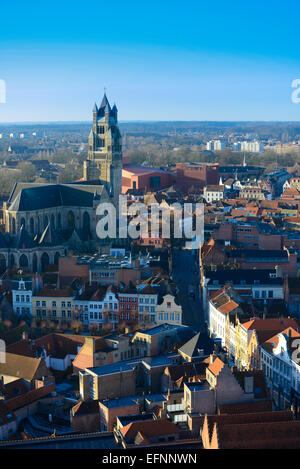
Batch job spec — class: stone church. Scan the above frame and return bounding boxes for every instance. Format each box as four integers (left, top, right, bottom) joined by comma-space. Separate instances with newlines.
0, 93, 122, 273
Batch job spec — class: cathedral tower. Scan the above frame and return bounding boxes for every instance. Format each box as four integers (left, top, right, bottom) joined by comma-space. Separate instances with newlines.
83, 93, 122, 201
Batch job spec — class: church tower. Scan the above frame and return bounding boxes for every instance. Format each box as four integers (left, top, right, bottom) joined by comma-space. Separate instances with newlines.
83, 93, 122, 201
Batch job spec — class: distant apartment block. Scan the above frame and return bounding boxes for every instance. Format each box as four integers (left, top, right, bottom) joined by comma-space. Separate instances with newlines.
206, 140, 226, 151
233, 141, 264, 153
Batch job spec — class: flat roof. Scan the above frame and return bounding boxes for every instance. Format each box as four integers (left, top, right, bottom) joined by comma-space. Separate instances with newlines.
185, 381, 209, 392
88, 362, 134, 376
100, 396, 141, 409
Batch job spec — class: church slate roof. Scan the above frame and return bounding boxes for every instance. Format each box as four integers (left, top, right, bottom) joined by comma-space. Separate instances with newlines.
178, 332, 214, 358
8, 184, 97, 212
99, 93, 110, 109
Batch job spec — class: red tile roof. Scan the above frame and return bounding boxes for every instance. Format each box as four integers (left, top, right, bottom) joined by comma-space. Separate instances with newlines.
120, 419, 179, 440
7, 340, 35, 358
241, 318, 299, 331
215, 420, 300, 449
207, 357, 225, 377
218, 399, 272, 415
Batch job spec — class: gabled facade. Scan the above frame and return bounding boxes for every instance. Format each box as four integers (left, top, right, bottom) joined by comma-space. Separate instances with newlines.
156, 293, 182, 326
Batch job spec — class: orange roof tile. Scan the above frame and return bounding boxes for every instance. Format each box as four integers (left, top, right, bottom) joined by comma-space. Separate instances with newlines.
241, 318, 299, 331
208, 357, 225, 377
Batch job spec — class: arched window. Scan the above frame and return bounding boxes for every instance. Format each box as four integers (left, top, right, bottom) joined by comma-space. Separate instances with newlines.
32, 253, 38, 272
19, 254, 29, 269
30, 217, 34, 234
41, 252, 49, 272
0, 254, 6, 274
83, 211, 90, 234
67, 211, 75, 229
57, 213, 62, 230
10, 254, 15, 268
54, 252, 60, 265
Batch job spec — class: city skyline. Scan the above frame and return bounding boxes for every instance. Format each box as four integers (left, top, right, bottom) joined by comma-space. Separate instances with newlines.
1, 0, 300, 122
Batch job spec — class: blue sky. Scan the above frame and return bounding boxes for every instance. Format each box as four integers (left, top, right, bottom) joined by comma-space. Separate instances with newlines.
0, 0, 300, 122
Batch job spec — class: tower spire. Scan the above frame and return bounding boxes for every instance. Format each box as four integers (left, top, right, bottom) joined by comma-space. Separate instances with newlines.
83, 94, 122, 206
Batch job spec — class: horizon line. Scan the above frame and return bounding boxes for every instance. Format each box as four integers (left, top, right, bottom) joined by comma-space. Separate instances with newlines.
1, 119, 300, 125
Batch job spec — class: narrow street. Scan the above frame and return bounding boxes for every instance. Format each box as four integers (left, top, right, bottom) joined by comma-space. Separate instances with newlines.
171, 249, 206, 333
